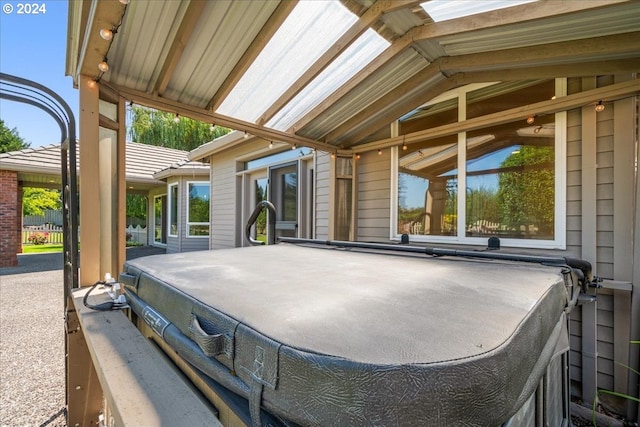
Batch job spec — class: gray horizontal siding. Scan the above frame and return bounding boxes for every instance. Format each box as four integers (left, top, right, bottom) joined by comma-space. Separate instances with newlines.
315, 152, 330, 239
357, 151, 391, 242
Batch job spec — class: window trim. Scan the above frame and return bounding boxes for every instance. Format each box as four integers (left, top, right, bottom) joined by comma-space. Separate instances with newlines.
390, 79, 567, 250
186, 180, 210, 238
167, 183, 179, 238
153, 193, 167, 247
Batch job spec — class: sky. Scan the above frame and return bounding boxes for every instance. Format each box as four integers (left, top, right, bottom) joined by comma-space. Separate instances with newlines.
0, 0, 78, 148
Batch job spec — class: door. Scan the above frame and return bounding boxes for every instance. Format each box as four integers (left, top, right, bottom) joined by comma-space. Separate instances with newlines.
269, 162, 298, 239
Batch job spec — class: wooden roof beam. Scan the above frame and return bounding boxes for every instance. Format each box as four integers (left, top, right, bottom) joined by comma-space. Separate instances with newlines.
288, 1, 631, 135
257, 0, 420, 125
288, 33, 414, 134
410, 0, 630, 41
352, 78, 640, 154
455, 58, 640, 84
152, 0, 207, 96
327, 33, 640, 146
104, 81, 337, 154
323, 61, 453, 147
76, 0, 127, 82
440, 32, 640, 74
205, 1, 298, 112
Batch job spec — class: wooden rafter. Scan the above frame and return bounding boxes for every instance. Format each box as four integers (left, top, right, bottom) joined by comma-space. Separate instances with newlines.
77, 0, 126, 82
205, 1, 298, 112
440, 32, 640, 74
289, 0, 634, 138
152, 0, 207, 96
257, 0, 420, 125
455, 58, 640, 85
287, 34, 414, 133
326, 34, 640, 146
353, 78, 640, 154
409, 0, 630, 41
323, 61, 452, 146
102, 81, 342, 154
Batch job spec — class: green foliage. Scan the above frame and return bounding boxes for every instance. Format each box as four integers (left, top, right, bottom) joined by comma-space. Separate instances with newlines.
497, 146, 554, 235
22, 188, 61, 216
128, 106, 231, 151
592, 341, 640, 425
126, 194, 147, 221
189, 197, 210, 222
0, 119, 30, 153
466, 186, 499, 227
255, 185, 267, 235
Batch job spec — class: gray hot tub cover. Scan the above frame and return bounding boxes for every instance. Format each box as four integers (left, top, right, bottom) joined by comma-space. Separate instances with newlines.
121, 244, 572, 426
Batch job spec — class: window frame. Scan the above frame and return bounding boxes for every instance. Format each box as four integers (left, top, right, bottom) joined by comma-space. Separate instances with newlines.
168, 182, 179, 238
390, 79, 567, 249
186, 180, 211, 238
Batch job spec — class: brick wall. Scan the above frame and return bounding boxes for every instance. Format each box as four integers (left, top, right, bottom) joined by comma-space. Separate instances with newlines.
0, 170, 19, 267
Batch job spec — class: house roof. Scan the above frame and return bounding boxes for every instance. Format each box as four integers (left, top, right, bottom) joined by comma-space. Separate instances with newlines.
0, 141, 202, 190
153, 160, 210, 180
66, 1, 640, 156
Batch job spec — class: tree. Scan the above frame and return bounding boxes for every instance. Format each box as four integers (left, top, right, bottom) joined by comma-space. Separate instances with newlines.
0, 119, 30, 153
128, 106, 231, 151
497, 145, 554, 236
126, 194, 147, 224
22, 187, 61, 216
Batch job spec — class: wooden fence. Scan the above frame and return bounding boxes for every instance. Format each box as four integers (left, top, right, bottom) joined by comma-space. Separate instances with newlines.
126, 225, 147, 245
22, 224, 147, 245
22, 224, 64, 244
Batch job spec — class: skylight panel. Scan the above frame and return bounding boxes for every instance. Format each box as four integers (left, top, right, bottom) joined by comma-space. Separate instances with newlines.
217, 1, 358, 124
420, 0, 537, 22
266, 28, 390, 132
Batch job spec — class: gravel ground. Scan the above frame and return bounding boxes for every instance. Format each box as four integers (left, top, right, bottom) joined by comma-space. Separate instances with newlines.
0, 247, 165, 427
0, 253, 66, 427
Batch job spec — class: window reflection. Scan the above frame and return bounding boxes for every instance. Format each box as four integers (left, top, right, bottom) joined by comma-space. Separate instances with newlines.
398, 135, 458, 236
466, 119, 554, 239
187, 182, 210, 237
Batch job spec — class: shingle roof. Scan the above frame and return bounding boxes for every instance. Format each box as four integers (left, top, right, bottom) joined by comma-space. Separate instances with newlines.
153, 160, 210, 180
0, 141, 206, 189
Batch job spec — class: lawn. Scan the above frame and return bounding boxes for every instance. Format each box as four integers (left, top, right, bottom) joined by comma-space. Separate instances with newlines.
22, 244, 63, 254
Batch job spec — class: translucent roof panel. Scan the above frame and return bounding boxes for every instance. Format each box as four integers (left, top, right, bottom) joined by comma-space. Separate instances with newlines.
216, 1, 358, 124
267, 29, 390, 132
420, 0, 537, 22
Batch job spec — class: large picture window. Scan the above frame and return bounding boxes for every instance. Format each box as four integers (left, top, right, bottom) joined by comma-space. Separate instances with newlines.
187, 182, 210, 237
394, 80, 565, 249
168, 183, 178, 237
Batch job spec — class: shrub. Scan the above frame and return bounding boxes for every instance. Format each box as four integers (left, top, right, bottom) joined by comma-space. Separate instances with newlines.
27, 232, 48, 245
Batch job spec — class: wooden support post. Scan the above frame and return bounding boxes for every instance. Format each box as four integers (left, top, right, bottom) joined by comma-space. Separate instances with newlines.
612, 74, 635, 417
79, 76, 101, 286
580, 77, 598, 407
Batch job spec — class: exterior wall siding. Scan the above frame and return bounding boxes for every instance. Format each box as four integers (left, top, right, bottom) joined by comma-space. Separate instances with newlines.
314, 152, 330, 239
165, 177, 209, 253
357, 151, 391, 242
208, 139, 271, 250
567, 76, 637, 408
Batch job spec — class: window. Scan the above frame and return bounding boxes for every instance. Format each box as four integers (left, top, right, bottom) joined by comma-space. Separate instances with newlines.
394, 80, 565, 249
168, 183, 178, 237
187, 182, 210, 237
335, 156, 353, 240
154, 194, 167, 244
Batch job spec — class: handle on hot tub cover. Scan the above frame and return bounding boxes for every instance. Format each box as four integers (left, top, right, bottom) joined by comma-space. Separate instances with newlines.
188, 315, 227, 357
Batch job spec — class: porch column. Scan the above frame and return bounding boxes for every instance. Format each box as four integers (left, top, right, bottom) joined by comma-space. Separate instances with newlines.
78, 77, 127, 285
79, 76, 101, 285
